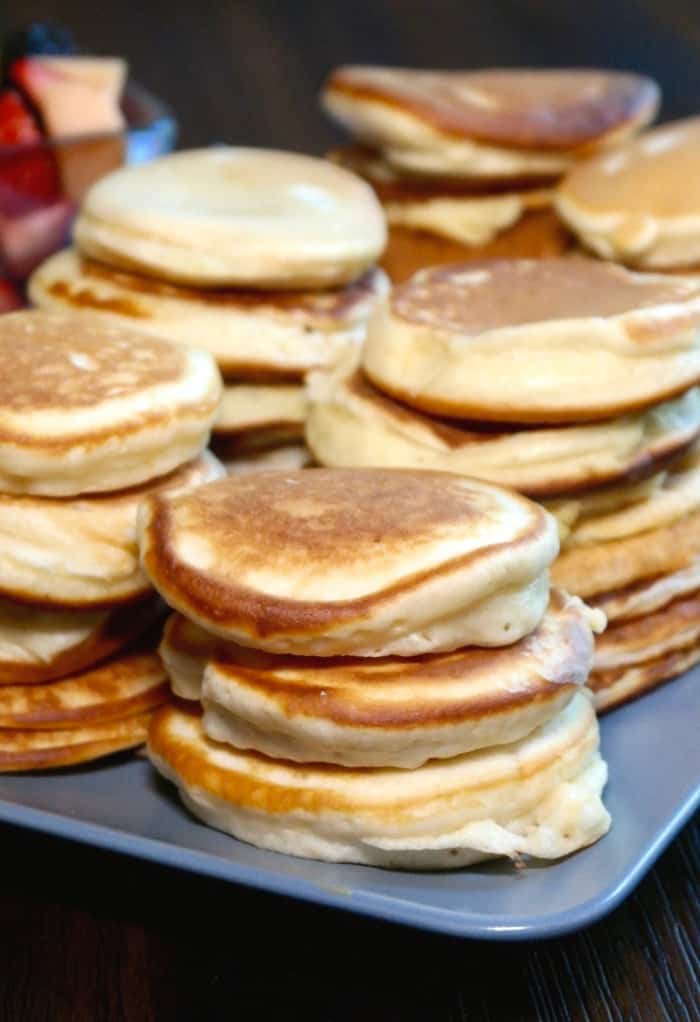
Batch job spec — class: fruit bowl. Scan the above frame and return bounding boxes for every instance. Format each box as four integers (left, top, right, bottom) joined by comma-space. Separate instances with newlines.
0, 81, 176, 306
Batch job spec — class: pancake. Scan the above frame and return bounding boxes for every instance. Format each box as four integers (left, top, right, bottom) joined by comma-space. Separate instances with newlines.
362, 259, 700, 423
557, 117, 700, 269
593, 591, 700, 674
148, 692, 609, 868
559, 444, 700, 548
551, 508, 700, 600
0, 451, 223, 609
322, 67, 658, 181
74, 148, 387, 288
589, 640, 700, 712
306, 361, 700, 497
214, 381, 306, 438
29, 251, 390, 379
0, 711, 154, 772
0, 593, 163, 685
0, 310, 222, 496
0, 643, 167, 729
160, 590, 601, 768
218, 444, 313, 476
139, 469, 559, 657
593, 558, 700, 622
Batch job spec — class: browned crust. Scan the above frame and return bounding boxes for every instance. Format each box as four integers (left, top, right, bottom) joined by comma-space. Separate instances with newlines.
552, 510, 700, 599
142, 472, 550, 640
325, 68, 659, 150
0, 595, 164, 685
343, 371, 699, 497
590, 641, 700, 712
148, 699, 597, 815
0, 713, 153, 772
379, 211, 573, 284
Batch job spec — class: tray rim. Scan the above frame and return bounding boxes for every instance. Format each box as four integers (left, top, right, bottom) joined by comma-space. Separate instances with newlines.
0, 773, 696, 941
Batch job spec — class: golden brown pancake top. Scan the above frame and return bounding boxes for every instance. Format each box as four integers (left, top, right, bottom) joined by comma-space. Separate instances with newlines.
392, 258, 700, 336
325, 67, 659, 150
0, 311, 186, 414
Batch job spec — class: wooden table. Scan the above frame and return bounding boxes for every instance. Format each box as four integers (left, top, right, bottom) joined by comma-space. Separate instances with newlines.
2, 1, 699, 1017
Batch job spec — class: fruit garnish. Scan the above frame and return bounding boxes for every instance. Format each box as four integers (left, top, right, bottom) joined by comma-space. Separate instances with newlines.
1, 22, 77, 79
0, 88, 41, 144
9, 56, 126, 138
0, 278, 22, 311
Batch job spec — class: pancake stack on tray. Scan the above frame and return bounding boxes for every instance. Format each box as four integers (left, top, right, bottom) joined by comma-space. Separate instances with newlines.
556, 115, 700, 274
28, 147, 390, 473
307, 257, 700, 711
138, 468, 611, 868
0, 308, 223, 771
321, 66, 659, 281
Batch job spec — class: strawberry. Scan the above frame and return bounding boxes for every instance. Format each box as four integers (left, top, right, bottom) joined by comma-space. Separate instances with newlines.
0, 278, 22, 312
0, 88, 41, 144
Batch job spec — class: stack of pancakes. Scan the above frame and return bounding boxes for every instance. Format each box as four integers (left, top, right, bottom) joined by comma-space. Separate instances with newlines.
0, 309, 222, 771
138, 468, 610, 868
557, 115, 700, 273
307, 257, 700, 711
321, 66, 659, 281
28, 147, 389, 472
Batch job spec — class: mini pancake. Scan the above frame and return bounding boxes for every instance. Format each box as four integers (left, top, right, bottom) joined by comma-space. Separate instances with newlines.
0, 593, 163, 685
559, 444, 700, 548
305, 361, 700, 498
593, 591, 700, 674
593, 558, 700, 622
557, 116, 700, 269
29, 251, 390, 379
160, 590, 601, 769
0, 643, 168, 729
362, 259, 700, 423
0, 451, 223, 609
74, 147, 387, 288
139, 469, 559, 657
213, 381, 306, 440
148, 692, 609, 868
218, 444, 313, 476
0, 711, 155, 772
322, 67, 658, 181
0, 310, 222, 496
590, 640, 700, 712
551, 508, 700, 600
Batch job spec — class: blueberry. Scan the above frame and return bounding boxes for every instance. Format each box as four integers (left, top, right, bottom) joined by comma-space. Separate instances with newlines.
2, 21, 78, 79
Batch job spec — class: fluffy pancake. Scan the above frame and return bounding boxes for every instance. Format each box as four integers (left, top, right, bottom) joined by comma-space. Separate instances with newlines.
551, 508, 700, 599
148, 692, 609, 867
306, 361, 700, 497
0, 711, 154, 772
0, 311, 222, 496
323, 67, 658, 181
74, 148, 387, 288
590, 640, 700, 712
0, 451, 223, 609
160, 590, 601, 768
558, 444, 700, 547
0, 593, 163, 684
362, 259, 700, 423
593, 591, 700, 674
29, 251, 390, 379
214, 381, 306, 438
139, 469, 559, 656
218, 444, 313, 476
0, 643, 167, 729
593, 558, 700, 622
557, 117, 700, 269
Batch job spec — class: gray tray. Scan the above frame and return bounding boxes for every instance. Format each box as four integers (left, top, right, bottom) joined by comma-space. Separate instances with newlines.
0, 665, 697, 941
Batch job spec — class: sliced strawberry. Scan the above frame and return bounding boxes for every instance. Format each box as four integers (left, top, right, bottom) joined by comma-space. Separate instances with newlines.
0, 88, 42, 144
0, 278, 23, 312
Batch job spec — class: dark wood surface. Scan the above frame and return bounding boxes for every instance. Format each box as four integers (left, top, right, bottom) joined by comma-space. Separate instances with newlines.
1, 2, 699, 1019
